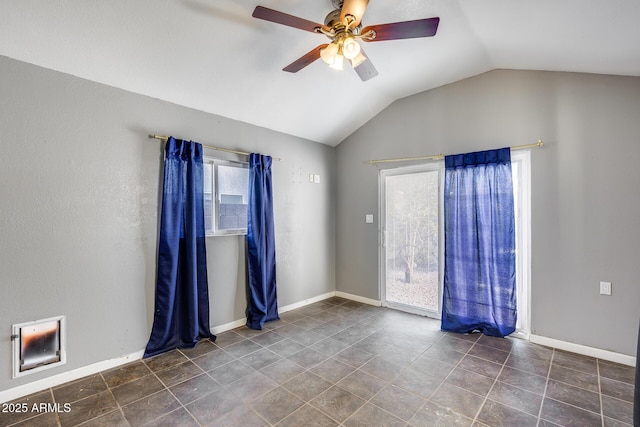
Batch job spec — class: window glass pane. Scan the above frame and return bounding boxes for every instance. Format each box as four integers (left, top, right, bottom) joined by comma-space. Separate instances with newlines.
384, 170, 439, 312
217, 164, 249, 231
202, 158, 249, 235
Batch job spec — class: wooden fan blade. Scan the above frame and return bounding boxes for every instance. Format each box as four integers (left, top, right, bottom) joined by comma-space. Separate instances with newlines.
283, 44, 328, 73
253, 6, 323, 33
362, 17, 440, 42
340, 0, 369, 27
353, 49, 378, 82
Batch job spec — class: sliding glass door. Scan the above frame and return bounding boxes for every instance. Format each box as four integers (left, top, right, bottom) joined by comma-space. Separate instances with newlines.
378, 154, 530, 334
380, 164, 442, 317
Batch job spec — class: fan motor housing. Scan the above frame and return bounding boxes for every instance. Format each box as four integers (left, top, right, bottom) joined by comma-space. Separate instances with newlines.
324, 9, 362, 36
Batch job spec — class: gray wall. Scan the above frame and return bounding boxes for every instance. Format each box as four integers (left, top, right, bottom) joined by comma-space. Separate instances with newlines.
0, 56, 335, 392
336, 70, 640, 356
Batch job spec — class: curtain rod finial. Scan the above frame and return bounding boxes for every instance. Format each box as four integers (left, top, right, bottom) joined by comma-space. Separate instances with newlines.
149, 134, 169, 142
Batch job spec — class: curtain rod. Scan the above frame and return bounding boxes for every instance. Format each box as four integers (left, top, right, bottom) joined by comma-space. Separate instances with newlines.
364, 140, 544, 165
148, 134, 281, 161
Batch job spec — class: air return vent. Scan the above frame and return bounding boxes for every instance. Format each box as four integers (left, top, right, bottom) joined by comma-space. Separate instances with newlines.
12, 316, 66, 378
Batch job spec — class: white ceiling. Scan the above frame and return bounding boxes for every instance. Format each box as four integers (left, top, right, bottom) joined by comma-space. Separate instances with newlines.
1, 1, 639, 146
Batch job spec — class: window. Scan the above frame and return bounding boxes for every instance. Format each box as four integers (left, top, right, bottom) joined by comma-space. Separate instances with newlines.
203, 158, 249, 236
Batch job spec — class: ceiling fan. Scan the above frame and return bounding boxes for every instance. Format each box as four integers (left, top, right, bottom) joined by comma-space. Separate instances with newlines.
252, 0, 440, 81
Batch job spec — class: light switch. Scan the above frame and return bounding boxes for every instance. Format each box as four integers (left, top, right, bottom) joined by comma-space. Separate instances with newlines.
313, 174, 320, 184
365, 214, 374, 224
599, 281, 612, 295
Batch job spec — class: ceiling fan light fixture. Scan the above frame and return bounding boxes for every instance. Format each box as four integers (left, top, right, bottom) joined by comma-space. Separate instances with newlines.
320, 42, 339, 65
252, 3, 439, 81
329, 52, 344, 70
342, 36, 361, 59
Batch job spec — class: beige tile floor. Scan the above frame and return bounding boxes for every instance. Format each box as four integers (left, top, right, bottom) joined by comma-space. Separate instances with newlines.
1, 297, 635, 426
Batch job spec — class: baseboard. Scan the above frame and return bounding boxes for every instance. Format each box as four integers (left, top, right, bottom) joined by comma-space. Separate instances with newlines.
335, 291, 381, 307
1, 291, 378, 403
0, 350, 145, 404
211, 318, 247, 335
530, 334, 636, 367
279, 292, 337, 313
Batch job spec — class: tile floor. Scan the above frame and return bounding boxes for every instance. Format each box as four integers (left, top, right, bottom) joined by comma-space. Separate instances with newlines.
1, 297, 635, 426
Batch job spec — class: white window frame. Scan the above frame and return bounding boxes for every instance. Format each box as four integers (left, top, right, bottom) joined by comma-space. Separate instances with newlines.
511, 150, 532, 338
203, 157, 249, 237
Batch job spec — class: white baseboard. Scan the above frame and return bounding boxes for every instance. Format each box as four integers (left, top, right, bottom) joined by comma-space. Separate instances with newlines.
530, 334, 636, 367
279, 292, 336, 313
0, 291, 385, 403
211, 292, 338, 334
211, 318, 247, 335
0, 350, 145, 404
0, 291, 339, 403
335, 291, 381, 307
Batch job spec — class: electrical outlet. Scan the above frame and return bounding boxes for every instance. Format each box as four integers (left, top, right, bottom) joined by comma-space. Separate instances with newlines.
599, 281, 612, 296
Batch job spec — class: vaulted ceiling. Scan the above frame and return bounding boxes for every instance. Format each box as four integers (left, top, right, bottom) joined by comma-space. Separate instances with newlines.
1, 1, 639, 146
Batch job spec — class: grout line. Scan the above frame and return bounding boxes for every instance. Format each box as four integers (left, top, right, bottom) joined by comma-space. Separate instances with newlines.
5, 388, 57, 427
49, 387, 62, 427
178, 347, 219, 427
129, 354, 215, 427
536, 349, 555, 427
469, 339, 511, 426
13, 300, 634, 426
403, 332, 480, 424
97, 372, 129, 427
405, 333, 468, 423
245, 303, 375, 426
597, 359, 605, 427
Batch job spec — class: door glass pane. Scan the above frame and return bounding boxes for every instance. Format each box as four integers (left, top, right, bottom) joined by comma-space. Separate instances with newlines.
385, 170, 439, 312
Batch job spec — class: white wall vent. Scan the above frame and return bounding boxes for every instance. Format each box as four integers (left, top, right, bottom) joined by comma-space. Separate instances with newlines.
12, 316, 66, 378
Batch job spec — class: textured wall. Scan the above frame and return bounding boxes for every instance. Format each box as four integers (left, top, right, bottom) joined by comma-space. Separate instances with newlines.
0, 56, 335, 393
336, 70, 640, 356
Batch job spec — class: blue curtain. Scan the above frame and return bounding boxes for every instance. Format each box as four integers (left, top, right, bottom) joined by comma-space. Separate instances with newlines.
441, 147, 516, 337
246, 153, 279, 330
144, 137, 215, 358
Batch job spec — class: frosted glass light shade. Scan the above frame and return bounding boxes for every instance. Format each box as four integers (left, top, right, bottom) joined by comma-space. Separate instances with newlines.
320, 42, 339, 65
343, 37, 361, 60
329, 53, 344, 70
